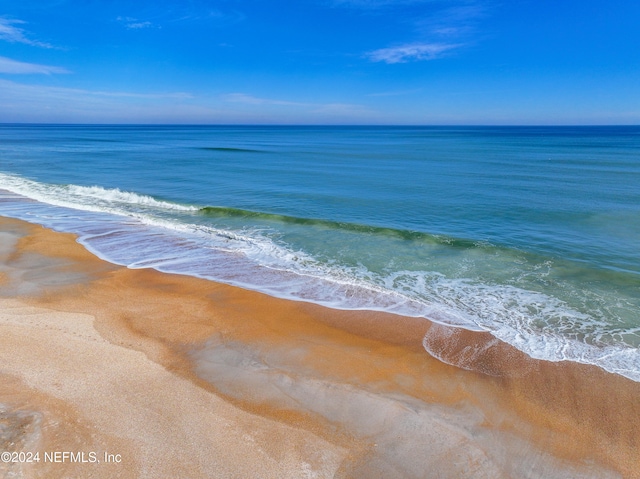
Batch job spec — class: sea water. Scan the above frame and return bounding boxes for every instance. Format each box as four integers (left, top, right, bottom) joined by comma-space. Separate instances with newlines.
0, 125, 638, 380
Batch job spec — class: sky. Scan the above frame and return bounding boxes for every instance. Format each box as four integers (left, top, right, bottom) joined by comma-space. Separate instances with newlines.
0, 0, 639, 124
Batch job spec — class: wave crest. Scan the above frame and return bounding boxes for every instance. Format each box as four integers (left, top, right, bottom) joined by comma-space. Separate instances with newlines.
0, 172, 198, 215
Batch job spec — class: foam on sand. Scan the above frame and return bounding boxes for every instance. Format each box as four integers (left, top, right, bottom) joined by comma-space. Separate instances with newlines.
1, 216, 639, 478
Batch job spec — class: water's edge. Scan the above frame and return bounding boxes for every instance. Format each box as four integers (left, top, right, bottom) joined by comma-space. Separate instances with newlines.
1, 179, 638, 383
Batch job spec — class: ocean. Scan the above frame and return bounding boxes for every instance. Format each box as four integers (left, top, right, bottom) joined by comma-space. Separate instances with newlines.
1, 124, 639, 380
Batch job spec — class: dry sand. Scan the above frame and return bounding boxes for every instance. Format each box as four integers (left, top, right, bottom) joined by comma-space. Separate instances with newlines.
0, 216, 638, 478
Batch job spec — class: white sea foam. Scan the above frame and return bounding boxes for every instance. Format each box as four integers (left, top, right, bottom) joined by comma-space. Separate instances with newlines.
1, 177, 639, 382
66, 184, 198, 211
0, 172, 198, 216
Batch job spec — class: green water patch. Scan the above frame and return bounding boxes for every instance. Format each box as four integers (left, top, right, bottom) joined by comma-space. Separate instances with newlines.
199, 206, 485, 247
198, 205, 640, 320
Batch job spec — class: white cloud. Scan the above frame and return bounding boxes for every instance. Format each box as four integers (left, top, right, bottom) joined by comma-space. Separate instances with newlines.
0, 79, 207, 123
0, 79, 191, 101
357, 2, 485, 65
0, 81, 379, 124
367, 88, 423, 97
366, 42, 461, 63
416, 4, 486, 38
222, 93, 379, 121
332, 0, 434, 7
116, 16, 155, 29
115, 6, 244, 29
91, 90, 192, 100
222, 93, 309, 107
0, 56, 70, 74
0, 17, 55, 48
311, 102, 377, 117
127, 21, 153, 29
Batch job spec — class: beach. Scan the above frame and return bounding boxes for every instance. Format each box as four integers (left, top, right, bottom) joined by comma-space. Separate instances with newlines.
1, 215, 639, 478
1, 0, 639, 473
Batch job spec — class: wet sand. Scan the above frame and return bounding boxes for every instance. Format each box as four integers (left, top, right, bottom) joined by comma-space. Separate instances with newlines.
1, 216, 639, 478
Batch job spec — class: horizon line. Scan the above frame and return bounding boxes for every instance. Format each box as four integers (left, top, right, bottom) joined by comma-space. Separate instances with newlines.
1, 122, 639, 128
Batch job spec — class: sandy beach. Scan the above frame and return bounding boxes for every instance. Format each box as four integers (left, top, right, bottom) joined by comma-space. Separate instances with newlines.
1, 215, 639, 479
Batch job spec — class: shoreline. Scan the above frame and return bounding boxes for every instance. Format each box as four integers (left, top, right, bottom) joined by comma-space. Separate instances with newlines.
1, 216, 639, 478
1, 182, 638, 385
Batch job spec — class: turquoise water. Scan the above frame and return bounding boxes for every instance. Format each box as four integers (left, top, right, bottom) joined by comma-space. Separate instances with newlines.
1, 125, 639, 380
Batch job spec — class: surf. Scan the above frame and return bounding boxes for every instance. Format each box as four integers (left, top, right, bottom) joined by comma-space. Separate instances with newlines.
1, 176, 639, 382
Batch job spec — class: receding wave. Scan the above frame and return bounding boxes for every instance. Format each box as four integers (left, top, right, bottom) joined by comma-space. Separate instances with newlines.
1, 173, 640, 383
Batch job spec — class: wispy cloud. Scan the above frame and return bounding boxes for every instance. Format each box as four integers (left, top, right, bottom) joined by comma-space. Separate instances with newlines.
311, 102, 377, 117
0, 79, 204, 123
0, 56, 70, 74
0, 17, 55, 48
91, 89, 190, 101
116, 4, 245, 29
169, 8, 245, 24
417, 4, 487, 38
331, 0, 434, 7
0, 79, 189, 100
367, 88, 423, 97
223, 93, 378, 120
0, 80, 378, 124
361, 1, 488, 64
366, 42, 462, 63
222, 93, 309, 107
84, 89, 192, 100
117, 16, 155, 30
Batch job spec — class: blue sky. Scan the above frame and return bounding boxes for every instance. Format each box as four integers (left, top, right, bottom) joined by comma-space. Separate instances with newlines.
0, 0, 639, 124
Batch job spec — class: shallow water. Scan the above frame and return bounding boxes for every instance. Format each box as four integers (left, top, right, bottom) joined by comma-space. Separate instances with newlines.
1, 125, 639, 380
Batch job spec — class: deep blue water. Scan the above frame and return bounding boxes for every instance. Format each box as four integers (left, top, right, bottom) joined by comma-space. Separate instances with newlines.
1, 125, 639, 380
